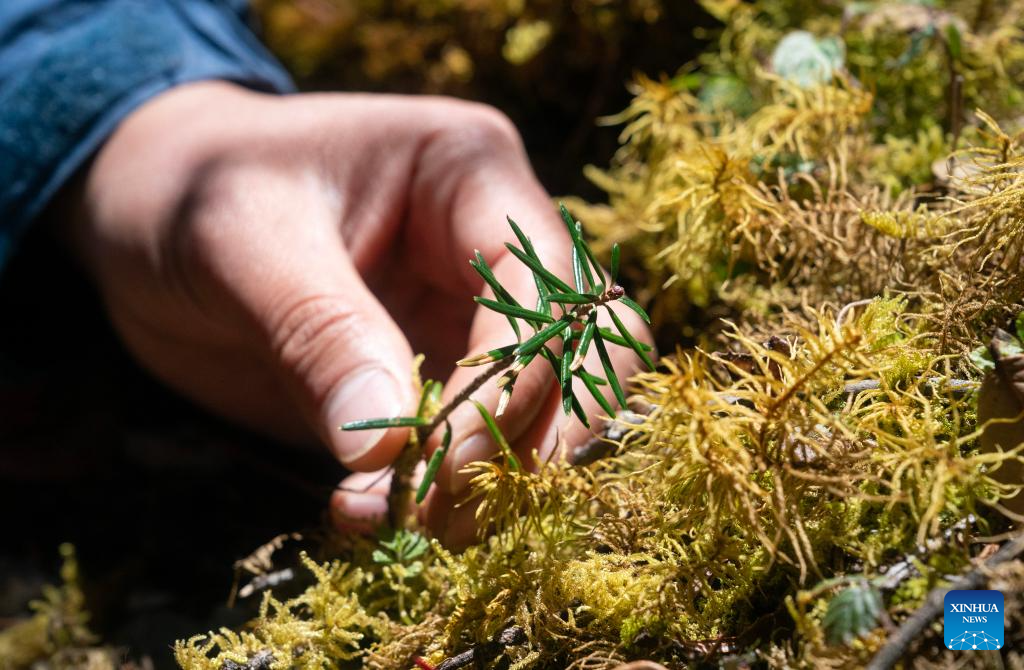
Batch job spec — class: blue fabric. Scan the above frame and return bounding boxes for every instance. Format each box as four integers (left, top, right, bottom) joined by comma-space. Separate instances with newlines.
0, 0, 295, 269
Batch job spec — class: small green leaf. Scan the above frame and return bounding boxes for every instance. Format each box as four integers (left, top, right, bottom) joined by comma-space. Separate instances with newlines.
534, 270, 552, 318
610, 243, 621, 283
506, 216, 541, 261
506, 217, 568, 313
471, 401, 520, 471
559, 203, 587, 290
400, 531, 429, 560
576, 368, 615, 416
566, 219, 597, 291
572, 312, 598, 370
970, 345, 996, 373
540, 346, 589, 428
594, 330, 627, 408
1015, 311, 1024, 342
416, 421, 452, 503
598, 327, 654, 351
560, 327, 574, 415
771, 31, 844, 88
546, 292, 597, 304
470, 252, 517, 306
822, 583, 882, 646
378, 529, 429, 562
993, 329, 1024, 359
516, 315, 574, 357
559, 202, 579, 240
607, 307, 656, 371
474, 296, 555, 323
504, 243, 574, 294
471, 252, 524, 337
571, 245, 585, 293
416, 380, 442, 418
569, 391, 590, 428
342, 416, 427, 430
946, 23, 962, 62
457, 344, 518, 367
617, 296, 651, 324
576, 222, 600, 285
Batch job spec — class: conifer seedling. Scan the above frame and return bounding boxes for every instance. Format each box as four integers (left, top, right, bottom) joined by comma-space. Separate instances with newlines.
341, 204, 654, 520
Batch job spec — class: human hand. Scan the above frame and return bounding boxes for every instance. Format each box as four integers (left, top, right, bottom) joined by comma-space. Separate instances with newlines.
67, 81, 649, 545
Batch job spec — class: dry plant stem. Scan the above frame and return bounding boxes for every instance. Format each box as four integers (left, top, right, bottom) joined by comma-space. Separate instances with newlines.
866, 532, 1024, 670
220, 650, 274, 670
434, 626, 526, 670
388, 357, 516, 528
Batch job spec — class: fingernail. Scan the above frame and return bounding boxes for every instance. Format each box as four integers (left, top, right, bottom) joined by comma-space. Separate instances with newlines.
446, 431, 495, 493
327, 367, 405, 464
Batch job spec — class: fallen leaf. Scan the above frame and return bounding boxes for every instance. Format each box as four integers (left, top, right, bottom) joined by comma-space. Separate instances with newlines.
978, 328, 1024, 512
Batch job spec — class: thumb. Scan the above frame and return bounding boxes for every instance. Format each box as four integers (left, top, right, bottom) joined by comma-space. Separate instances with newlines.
255, 239, 417, 471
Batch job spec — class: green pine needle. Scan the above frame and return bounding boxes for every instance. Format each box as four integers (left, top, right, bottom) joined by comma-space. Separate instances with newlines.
607, 307, 656, 370
598, 327, 653, 351
504, 243, 574, 295
416, 421, 452, 503
560, 327, 574, 415
593, 330, 628, 408
471, 252, 525, 337
515, 315, 574, 357
576, 367, 615, 416
341, 416, 428, 431
571, 313, 598, 370
474, 296, 555, 323
416, 380, 442, 418
571, 245, 585, 293
540, 346, 589, 428
546, 292, 598, 304
618, 296, 651, 324
560, 204, 599, 291
506, 216, 541, 261
471, 401, 521, 471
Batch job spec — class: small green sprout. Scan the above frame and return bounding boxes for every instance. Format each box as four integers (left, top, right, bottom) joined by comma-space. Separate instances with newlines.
342, 203, 654, 512
372, 529, 429, 567
415, 421, 451, 504
822, 581, 883, 646
372, 529, 430, 623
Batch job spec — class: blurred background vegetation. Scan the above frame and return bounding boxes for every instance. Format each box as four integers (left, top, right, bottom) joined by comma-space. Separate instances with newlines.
249, 0, 714, 197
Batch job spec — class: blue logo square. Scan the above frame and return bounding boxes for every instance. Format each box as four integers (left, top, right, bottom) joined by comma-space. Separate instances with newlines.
943, 590, 1004, 650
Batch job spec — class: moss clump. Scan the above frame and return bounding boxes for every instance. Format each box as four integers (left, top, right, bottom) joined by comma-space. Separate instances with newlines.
175, 554, 375, 670
173, 306, 1022, 668
0, 545, 119, 670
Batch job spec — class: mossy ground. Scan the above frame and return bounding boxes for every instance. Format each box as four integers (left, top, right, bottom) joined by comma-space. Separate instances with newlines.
4, 1, 1024, 669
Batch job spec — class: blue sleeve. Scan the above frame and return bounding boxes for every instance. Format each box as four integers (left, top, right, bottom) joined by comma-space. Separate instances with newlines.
0, 0, 295, 269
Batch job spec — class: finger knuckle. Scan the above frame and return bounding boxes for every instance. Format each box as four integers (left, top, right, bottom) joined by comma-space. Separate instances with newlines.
443, 101, 523, 156
462, 103, 520, 143
269, 294, 367, 383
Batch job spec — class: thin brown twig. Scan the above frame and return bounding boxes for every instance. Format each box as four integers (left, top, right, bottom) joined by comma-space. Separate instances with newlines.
433, 626, 526, 670
866, 532, 1024, 670
387, 357, 516, 527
